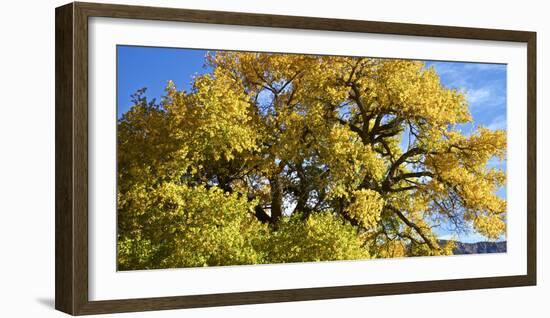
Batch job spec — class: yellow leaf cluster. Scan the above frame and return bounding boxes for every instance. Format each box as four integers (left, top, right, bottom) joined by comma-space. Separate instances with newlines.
345, 189, 384, 230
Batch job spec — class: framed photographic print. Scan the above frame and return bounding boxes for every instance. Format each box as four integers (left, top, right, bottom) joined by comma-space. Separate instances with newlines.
55, 2, 537, 315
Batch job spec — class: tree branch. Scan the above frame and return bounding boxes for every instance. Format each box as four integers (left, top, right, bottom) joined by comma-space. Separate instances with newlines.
393, 171, 434, 182
386, 205, 437, 250
385, 185, 418, 193
385, 147, 426, 184
349, 83, 372, 135
371, 117, 403, 137
337, 117, 365, 138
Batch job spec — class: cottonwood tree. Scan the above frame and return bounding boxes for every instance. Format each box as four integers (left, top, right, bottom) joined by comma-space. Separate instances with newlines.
117, 52, 506, 270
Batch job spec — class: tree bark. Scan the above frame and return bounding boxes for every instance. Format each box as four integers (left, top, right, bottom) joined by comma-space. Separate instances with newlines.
254, 205, 272, 223
270, 176, 283, 223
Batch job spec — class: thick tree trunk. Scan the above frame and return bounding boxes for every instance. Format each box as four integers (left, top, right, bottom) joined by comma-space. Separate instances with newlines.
270, 176, 283, 223
294, 164, 308, 214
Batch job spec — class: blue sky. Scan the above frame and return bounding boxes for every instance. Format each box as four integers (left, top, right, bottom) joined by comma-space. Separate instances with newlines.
117, 46, 507, 243
117, 46, 209, 118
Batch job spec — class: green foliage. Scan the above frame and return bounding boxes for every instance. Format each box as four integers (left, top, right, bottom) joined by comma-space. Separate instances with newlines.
118, 183, 267, 270
264, 212, 370, 263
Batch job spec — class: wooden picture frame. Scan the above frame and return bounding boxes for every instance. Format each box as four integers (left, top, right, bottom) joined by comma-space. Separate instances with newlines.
55, 1, 536, 315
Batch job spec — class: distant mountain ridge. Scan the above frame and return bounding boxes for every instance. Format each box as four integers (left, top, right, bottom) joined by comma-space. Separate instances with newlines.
438, 240, 507, 255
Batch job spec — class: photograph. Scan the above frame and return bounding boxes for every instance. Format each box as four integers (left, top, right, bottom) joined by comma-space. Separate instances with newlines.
116, 46, 508, 271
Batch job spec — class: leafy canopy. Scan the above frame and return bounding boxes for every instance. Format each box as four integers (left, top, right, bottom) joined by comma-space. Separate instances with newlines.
117, 52, 506, 270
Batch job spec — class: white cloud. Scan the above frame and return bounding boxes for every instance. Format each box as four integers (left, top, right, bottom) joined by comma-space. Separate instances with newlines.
466, 85, 506, 110
486, 115, 507, 130
458, 232, 497, 243
467, 88, 491, 105
438, 234, 458, 241
463, 63, 505, 72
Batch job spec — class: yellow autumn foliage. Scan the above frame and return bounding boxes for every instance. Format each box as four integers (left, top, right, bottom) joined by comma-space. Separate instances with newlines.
117, 52, 507, 270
